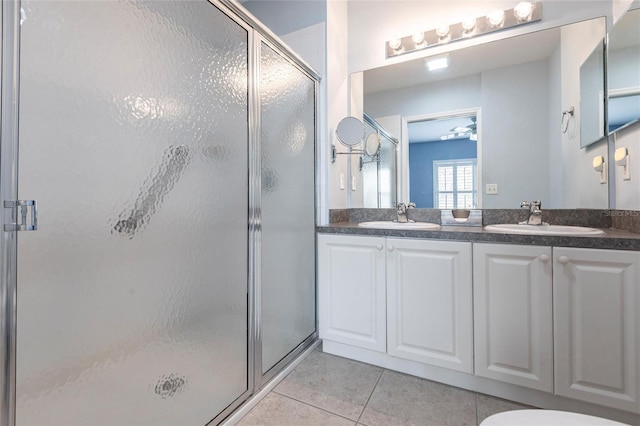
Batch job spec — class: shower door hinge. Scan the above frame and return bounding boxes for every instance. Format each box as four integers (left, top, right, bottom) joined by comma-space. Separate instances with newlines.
4, 200, 38, 231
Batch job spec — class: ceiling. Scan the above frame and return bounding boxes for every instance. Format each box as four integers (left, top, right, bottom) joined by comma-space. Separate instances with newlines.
408, 115, 476, 143
364, 27, 561, 96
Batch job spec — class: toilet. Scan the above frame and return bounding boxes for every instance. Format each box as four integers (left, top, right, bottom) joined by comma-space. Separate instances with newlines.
480, 410, 629, 425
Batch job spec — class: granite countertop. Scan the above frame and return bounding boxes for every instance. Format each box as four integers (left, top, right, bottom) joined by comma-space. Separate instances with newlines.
317, 223, 640, 251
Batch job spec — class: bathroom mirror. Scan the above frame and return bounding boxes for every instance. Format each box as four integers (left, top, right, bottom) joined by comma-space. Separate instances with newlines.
335, 116, 365, 147
364, 132, 381, 157
360, 17, 608, 209
579, 39, 606, 148
607, 6, 640, 134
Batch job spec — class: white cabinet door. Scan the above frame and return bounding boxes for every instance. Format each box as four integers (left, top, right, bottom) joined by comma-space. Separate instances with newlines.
317, 234, 387, 352
386, 238, 473, 373
473, 243, 553, 392
554, 247, 640, 413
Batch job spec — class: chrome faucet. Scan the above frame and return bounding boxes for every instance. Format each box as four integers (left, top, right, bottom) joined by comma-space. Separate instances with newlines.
396, 202, 415, 223
520, 200, 543, 225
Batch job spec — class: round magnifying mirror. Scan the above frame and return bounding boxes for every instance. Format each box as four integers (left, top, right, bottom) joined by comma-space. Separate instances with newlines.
364, 133, 381, 157
335, 116, 365, 147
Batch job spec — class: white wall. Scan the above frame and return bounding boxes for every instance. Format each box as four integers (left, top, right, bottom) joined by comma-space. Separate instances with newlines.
365, 75, 482, 119
613, 123, 640, 209
548, 40, 564, 207
481, 60, 550, 208
326, 0, 351, 213
559, 18, 609, 208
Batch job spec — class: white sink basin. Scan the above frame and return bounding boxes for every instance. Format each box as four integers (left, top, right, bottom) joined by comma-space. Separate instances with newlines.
358, 221, 441, 230
484, 223, 605, 236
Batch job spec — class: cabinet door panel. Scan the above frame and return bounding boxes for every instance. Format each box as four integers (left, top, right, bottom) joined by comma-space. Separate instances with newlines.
554, 247, 640, 413
318, 234, 386, 352
387, 239, 473, 373
473, 243, 553, 392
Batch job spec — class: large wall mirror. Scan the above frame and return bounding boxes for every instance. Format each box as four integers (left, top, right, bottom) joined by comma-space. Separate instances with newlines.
608, 6, 640, 134
359, 17, 609, 210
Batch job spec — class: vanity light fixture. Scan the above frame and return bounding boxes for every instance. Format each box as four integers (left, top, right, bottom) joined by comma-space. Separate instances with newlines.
514, 2, 534, 22
486, 9, 505, 28
385, 2, 541, 58
614, 147, 630, 180
592, 155, 607, 184
461, 16, 477, 34
389, 38, 403, 51
435, 24, 451, 39
412, 31, 425, 46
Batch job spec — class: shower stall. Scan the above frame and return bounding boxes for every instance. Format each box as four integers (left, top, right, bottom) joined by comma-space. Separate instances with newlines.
0, 1, 318, 424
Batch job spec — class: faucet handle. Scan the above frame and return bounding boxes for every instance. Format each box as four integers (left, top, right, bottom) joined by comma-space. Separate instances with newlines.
532, 200, 541, 207
407, 202, 416, 209
520, 201, 531, 209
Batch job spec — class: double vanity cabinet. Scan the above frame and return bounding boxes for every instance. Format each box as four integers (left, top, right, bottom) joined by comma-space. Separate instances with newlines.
317, 233, 640, 418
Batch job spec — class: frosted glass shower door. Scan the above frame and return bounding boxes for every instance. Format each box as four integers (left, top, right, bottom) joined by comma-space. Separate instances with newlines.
13, 1, 249, 425
260, 41, 317, 374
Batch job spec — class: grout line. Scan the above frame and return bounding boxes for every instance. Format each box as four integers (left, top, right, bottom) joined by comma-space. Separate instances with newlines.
271, 392, 358, 424
355, 368, 385, 425
475, 392, 479, 426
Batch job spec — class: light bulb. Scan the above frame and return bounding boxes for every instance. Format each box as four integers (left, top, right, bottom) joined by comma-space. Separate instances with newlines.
487, 9, 505, 27
412, 31, 425, 45
461, 16, 476, 33
435, 24, 450, 38
389, 38, 402, 51
514, 2, 534, 21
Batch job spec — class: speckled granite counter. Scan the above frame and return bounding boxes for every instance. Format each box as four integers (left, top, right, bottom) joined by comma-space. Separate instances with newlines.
317, 223, 640, 251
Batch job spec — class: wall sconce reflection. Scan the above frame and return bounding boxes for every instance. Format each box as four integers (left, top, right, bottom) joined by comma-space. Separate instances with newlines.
592, 155, 607, 184
615, 147, 630, 180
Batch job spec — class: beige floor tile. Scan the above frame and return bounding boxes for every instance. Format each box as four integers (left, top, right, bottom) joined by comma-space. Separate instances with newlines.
359, 370, 476, 426
274, 350, 383, 421
476, 393, 534, 425
237, 393, 355, 426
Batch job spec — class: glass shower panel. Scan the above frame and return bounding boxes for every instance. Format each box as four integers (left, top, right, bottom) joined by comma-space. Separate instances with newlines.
260, 42, 316, 373
16, 1, 249, 425
362, 121, 379, 208
378, 134, 397, 208
362, 119, 397, 208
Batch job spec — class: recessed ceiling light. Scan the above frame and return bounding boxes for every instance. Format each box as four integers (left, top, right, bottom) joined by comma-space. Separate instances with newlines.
426, 56, 449, 71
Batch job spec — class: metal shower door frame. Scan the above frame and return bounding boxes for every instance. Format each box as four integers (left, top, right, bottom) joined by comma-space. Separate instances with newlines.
0, 1, 21, 424
220, 0, 320, 393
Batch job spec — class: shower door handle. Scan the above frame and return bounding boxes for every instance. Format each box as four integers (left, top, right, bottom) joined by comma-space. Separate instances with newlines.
4, 199, 38, 231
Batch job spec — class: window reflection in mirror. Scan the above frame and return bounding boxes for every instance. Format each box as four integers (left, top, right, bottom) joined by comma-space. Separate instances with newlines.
608, 7, 640, 134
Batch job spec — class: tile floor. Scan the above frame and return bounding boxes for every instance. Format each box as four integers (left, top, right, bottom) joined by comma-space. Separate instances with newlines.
238, 346, 531, 426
